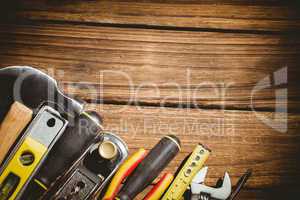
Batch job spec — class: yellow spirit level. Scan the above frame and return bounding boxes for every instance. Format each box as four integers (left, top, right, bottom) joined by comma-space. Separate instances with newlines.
161, 144, 210, 200
0, 106, 67, 200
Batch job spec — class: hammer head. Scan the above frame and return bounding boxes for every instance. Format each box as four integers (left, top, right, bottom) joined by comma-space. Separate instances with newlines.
191, 167, 232, 200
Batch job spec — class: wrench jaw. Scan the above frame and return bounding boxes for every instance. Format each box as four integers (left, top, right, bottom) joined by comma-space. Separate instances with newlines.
191, 168, 232, 200
191, 166, 208, 185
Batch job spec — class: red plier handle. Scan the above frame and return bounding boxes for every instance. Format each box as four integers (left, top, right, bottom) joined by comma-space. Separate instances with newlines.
102, 149, 147, 200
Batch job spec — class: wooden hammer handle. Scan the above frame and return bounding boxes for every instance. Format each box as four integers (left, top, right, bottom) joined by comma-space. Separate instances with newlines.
0, 101, 33, 165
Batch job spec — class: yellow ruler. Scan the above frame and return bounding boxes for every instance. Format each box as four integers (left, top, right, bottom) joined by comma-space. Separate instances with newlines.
161, 144, 210, 200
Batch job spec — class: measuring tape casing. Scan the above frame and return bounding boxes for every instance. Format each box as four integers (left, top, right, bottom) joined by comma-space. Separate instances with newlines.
161, 144, 210, 200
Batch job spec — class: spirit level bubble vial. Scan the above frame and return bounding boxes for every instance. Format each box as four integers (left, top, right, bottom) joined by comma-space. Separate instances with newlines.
0, 106, 67, 200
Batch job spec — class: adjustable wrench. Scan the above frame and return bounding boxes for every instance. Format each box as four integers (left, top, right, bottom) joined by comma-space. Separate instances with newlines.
189, 167, 252, 200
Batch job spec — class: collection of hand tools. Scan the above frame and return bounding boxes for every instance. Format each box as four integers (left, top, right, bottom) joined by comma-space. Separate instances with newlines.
0, 66, 251, 200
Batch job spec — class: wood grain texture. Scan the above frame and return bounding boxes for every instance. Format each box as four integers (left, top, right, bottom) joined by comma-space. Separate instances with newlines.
0, 23, 299, 111
6, 0, 300, 31
0, 102, 32, 165
0, 1, 299, 199
86, 103, 300, 190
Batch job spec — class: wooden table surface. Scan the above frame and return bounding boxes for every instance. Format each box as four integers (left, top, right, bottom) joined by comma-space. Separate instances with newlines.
0, 1, 300, 199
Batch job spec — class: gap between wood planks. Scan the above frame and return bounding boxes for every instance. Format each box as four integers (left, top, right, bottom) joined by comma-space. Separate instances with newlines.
2, 0, 300, 32
0, 22, 298, 113
0, 2, 299, 199
7, 18, 288, 36
82, 98, 289, 114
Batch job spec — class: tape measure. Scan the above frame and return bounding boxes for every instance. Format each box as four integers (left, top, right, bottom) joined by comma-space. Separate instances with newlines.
161, 144, 210, 200
0, 106, 67, 200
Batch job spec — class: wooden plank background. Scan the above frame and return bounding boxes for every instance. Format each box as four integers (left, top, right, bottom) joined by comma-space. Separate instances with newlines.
0, 0, 300, 199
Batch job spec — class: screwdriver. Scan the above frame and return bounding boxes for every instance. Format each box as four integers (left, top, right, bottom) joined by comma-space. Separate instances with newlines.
117, 135, 181, 200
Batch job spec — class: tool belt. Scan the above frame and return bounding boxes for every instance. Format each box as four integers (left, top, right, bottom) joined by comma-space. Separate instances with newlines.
0, 66, 251, 200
